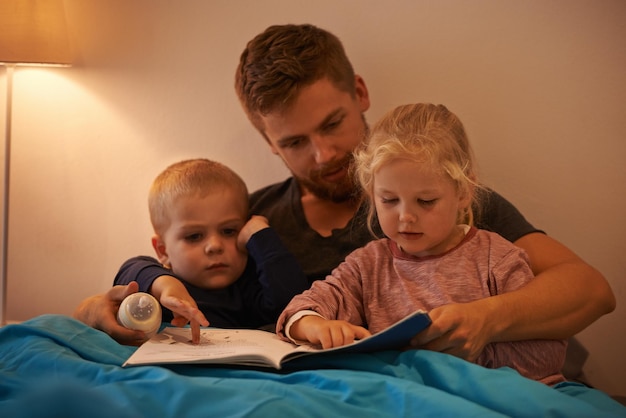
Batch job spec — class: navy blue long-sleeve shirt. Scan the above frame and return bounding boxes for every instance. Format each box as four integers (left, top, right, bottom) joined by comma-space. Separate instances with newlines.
114, 228, 308, 328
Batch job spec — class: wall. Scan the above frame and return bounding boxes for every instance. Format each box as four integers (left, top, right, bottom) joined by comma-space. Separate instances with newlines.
1, 0, 624, 397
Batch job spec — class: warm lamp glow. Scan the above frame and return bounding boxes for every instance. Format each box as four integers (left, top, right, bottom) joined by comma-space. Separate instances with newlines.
1, 0, 72, 325
0, 0, 72, 66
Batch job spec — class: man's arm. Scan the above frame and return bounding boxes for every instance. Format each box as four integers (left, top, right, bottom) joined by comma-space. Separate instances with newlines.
72, 281, 148, 346
411, 232, 615, 361
490, 232, 615, 340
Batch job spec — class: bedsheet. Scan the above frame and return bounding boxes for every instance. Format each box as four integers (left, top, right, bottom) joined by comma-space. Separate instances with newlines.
1, 315, 624, 417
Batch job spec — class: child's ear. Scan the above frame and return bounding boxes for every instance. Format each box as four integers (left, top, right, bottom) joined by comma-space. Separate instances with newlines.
458, 183, 475, 208
151, 235, 170, 267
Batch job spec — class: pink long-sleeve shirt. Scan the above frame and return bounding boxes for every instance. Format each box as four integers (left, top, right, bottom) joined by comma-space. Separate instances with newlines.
276, 227, 566, 385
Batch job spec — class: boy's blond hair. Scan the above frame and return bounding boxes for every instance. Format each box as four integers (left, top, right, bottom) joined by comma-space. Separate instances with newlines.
148, 159, 249, 236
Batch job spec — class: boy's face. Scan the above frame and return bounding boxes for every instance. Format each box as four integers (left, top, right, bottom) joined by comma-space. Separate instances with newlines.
373, 158, 471, 258
258, 76, 370, 202
153, 187, 248, 290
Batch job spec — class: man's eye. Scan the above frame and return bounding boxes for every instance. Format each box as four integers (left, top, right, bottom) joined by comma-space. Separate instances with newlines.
322, 118, 342, 133
282, 137, 306, 149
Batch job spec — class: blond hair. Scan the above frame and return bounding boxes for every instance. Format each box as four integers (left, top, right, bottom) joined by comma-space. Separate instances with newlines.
354, 103, 483, 234
148, 159, 249, 235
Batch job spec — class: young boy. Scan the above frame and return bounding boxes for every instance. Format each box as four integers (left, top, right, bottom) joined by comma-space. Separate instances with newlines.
114, 159, 308, 343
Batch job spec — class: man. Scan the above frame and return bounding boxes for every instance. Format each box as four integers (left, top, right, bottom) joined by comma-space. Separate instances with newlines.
74, 24, 615, 361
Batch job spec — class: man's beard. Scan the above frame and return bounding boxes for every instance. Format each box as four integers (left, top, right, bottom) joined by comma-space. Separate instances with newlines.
295, 115, 369, 204
296, 153, 360, 203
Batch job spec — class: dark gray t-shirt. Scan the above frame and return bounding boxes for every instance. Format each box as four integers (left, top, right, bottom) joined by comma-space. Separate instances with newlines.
250, 178, 542, 285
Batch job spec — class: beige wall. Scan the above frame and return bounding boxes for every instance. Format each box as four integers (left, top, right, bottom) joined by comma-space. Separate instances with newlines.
1, 0, 624, 397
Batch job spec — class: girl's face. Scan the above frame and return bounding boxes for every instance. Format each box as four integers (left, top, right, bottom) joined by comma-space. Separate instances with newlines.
373, 158, 470, 257
152, 188, 248, 290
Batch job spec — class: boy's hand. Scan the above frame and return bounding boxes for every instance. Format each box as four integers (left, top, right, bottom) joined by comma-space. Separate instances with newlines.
152, 275, 210, 344
290, 315, 371, 349
237, 215, 270, 251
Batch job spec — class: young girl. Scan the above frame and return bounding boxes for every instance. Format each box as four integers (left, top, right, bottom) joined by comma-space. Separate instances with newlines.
276, 103, 567, 385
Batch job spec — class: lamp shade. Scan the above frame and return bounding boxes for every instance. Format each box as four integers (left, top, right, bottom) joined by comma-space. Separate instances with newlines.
0, 0, 71, 66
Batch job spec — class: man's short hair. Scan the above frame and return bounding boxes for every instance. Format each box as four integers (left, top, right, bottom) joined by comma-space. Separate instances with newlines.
235, 24, 356, 133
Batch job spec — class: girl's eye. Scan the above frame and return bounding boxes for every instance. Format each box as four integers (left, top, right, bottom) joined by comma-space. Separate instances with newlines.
380, 197, 398, 204
418, 199, 437, 206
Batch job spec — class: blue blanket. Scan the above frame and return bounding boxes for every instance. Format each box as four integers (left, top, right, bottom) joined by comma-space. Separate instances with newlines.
1, 315, 624, 417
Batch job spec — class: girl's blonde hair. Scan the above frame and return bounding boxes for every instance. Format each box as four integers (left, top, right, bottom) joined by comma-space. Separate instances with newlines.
148, 159, 249, 236
354, 103, 483, 235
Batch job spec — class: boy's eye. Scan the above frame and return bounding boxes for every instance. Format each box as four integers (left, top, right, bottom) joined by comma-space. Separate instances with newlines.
185, 233, 203, 242
222, 228, 239, 237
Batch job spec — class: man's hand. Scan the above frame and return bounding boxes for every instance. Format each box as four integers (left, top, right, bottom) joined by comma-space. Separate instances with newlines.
152, 275, 209, 344
409, 301, 494, 361
290, 315, 371, 349
72, 281, 148, 346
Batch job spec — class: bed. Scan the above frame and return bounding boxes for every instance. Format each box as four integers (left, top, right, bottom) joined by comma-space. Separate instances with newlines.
1, 314, 624, 417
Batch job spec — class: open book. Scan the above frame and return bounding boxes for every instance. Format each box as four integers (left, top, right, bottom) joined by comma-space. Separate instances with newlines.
123, 310, 431, 369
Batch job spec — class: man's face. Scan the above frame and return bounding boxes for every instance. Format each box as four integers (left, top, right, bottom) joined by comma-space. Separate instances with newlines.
258, 77, 370, 202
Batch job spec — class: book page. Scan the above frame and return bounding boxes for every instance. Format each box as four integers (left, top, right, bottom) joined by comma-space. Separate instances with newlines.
123, 311, 431, 369
123, 327, 299, 368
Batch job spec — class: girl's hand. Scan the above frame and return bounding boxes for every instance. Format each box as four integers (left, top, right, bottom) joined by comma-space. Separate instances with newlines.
291, 315, 371, 349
